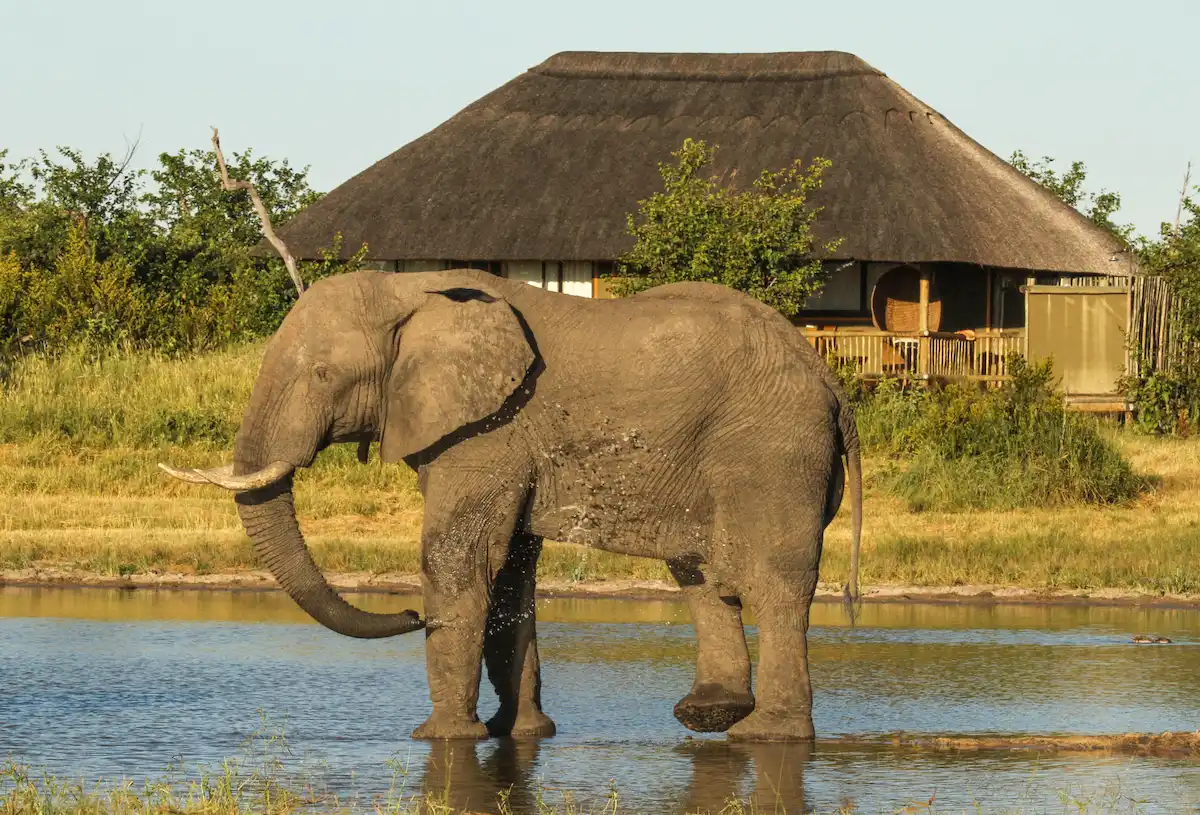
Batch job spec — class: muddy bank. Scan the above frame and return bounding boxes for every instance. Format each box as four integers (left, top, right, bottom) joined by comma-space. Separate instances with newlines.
4, 565, 1200, 608
818, 731, 1200, 759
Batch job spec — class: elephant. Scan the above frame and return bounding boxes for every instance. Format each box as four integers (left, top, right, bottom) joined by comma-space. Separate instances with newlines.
160, 268, 862, 743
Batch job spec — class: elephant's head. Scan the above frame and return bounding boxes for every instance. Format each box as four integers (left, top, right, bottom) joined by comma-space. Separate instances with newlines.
160, 270, 537, 638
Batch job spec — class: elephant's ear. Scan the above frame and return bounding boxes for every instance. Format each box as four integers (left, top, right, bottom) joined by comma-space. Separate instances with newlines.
380, 288, 535, 462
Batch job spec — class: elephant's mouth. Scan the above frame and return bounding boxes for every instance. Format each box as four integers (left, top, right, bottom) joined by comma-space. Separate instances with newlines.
158, 460, 295, 492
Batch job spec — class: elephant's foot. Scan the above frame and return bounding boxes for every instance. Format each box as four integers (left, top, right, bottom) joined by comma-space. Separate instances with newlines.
485, 707, 557, 738
673, 684, 755, 733
726, 710, 815, 742
505, 711, 558, 738
412, 714, 489, 740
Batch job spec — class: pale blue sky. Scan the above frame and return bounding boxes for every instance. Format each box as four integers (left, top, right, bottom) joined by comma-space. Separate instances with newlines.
2, 0, 1195, 237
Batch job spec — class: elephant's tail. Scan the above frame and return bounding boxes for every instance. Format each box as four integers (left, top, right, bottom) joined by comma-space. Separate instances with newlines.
839, 398, 863, 607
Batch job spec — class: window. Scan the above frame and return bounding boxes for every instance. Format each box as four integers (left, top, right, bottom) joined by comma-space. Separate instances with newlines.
561, 262, 593, 298
505, 261, 545, 288
398, 260, 448, 272
501, 261, 593, 297
358, 260, 398, 272
802, 262, 866, 313
451, 260, 503, 276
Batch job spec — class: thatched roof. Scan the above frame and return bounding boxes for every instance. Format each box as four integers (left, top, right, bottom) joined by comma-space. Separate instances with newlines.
275, 51, 1127, 275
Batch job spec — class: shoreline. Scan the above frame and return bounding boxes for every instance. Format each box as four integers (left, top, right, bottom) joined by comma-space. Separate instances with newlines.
4, 567, 1200, 609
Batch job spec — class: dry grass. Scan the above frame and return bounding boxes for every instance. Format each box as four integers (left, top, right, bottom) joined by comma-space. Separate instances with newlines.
817, 433, 1200, 595
2, 433, 1198, 592
2, 345, 1199, 593
0, 440, 667, 583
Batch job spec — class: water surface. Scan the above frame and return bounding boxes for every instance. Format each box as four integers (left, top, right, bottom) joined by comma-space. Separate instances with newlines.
1, 587, 1198, 812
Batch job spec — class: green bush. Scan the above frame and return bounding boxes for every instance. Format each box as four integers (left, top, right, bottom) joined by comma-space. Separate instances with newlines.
1118, 186, 1200, 434
0, 144, 365, 358
853, 355, 1148, 511
608, 138, 842, 316
1119, 364, 1200, 436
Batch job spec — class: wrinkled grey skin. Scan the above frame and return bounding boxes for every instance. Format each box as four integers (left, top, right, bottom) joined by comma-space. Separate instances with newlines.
162, 269, 862, 742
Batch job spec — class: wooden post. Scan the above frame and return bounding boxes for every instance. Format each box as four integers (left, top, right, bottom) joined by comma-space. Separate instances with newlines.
918, 265, 931, 378
1024, 275, 1035, 361
985, 268, 994, 331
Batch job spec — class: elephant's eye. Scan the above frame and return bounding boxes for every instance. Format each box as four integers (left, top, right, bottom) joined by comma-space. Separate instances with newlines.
313, 365, 330, 384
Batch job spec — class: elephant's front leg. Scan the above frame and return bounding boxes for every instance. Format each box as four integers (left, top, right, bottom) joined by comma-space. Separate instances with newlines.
669, 558, 754, 732
412, 476, 528, 740
484, 532, 555, 737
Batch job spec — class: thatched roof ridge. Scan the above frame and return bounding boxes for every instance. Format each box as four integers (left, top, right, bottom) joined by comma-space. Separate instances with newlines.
274, 50, 1128, 275
530, 50, 881, 81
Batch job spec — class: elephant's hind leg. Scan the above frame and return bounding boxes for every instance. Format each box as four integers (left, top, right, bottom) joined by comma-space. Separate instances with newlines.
484, 532, 556, 738
726, 512, 824, 743
669, 558, 754, 733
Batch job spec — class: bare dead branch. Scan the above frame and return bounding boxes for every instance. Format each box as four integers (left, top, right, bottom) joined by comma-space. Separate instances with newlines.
105, 127, 143, 198
211, 127, 304, 296
1175, 160, 1193, 237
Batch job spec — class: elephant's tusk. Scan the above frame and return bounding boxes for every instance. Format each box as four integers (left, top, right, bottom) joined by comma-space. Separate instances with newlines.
157, 462, 234, 484
158, 460, 294, 492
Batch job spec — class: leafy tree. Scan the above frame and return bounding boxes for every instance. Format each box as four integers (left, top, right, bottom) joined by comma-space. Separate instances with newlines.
140, 146, 322, 296
0, 150, 32, 213
1009, 150, 1133, 242
0, 141, 361, 356
609, 138, 842, 317
0, 222, 150, 352
1116, 184, 1200, 433
1, 145, 161, 274
1138, 195, 1200, 340
147, 147, 320, 247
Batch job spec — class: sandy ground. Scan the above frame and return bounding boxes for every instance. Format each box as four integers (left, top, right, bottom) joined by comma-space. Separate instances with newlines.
4, 566, 1200, 608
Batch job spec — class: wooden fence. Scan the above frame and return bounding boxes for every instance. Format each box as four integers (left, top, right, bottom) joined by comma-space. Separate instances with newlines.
1051, 273, 1194, 379
1128, 274, 1196, 376
801, 329, 1025, 384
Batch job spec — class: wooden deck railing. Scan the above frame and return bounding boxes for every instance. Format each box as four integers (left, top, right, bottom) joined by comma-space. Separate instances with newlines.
801, 329, 1025, 384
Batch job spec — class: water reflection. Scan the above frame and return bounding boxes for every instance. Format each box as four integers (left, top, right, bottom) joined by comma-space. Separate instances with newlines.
1, 587, 1198, 812
411, 739, 817, 814
415, 740, 547, 814
392, 738, 1200, 814
4, 584, 1198, 632
674, 741, 811, 813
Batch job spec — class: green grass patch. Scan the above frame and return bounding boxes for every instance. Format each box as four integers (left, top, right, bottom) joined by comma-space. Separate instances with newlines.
0, 343, 261, 448
2, 345, 1194, 595
850, 356, 1149, 511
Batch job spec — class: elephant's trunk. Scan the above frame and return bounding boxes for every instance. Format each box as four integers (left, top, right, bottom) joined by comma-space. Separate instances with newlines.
235, 477, 425, 639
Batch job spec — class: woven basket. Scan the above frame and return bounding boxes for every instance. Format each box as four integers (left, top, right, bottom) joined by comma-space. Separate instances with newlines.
870, 265, 942, 333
